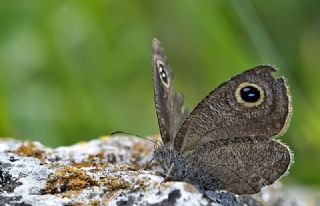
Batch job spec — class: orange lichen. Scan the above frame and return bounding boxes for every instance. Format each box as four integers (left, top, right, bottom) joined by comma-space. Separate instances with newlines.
41, 165, 98, 196
14, 141, 46, 161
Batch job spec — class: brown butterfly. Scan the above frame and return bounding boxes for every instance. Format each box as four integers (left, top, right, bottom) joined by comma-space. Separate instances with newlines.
152, 38, 293, 195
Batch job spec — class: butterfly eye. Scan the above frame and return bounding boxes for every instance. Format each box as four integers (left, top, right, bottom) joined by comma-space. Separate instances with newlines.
157, 60, 170, 87
235, 82, 265, 107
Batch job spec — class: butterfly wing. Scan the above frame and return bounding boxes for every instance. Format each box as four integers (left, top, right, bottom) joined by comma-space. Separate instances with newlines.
181, 137, 292, 194
174, 65, 291, 152
152, 39, 188, 144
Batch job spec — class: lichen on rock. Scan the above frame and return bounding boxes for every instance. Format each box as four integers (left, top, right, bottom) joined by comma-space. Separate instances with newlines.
0, 135, 300, 206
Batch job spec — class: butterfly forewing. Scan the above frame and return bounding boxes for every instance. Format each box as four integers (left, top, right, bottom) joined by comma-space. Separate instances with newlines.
174, 66, 291, 152
152, 39, 188, 144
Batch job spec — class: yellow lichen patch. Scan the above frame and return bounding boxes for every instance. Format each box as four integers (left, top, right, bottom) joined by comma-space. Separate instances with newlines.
88, 200, 101, 206
114, 163, 134, 172
77, 141, 88, 145
41, 165, 98, 196
95, 151, 105, 160
99, 175, 131, 203
134, 177, 149, 192
99, 136, 109, 141
72, 152, 109, 169
72, 161, 108, 169
14, 141, 46, 161
100, 175, 130, 193
152, 181, 161, 189
68, 200, 101, 206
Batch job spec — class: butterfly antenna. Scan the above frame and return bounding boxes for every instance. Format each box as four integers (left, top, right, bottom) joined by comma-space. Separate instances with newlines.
109, 131, 158, 145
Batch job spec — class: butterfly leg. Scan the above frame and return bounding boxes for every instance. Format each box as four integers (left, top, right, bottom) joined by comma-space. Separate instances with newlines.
160, 163, 175, 183
156, 159, 168, 172
152, 160, 172, 179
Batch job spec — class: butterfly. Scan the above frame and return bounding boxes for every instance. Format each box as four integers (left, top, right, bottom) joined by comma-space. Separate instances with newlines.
151, 38, 292, 195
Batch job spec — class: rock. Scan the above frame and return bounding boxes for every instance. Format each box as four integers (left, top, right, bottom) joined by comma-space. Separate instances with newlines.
0, 135, 299, 206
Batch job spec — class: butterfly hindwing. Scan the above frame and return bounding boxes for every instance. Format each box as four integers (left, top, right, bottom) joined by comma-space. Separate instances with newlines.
180, 137, 292, 194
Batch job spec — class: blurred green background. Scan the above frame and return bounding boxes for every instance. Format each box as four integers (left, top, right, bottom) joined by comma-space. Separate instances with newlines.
0, 0, 319, 187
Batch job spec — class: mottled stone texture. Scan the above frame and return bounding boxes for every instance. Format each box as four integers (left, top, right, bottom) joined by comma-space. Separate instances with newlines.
0, 136, 298, 206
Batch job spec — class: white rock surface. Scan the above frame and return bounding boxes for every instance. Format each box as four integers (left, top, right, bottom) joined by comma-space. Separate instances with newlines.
0, 135, 299, 206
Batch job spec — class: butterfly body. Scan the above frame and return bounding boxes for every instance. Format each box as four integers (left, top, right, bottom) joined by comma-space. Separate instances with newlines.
151, 39, 292, 195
